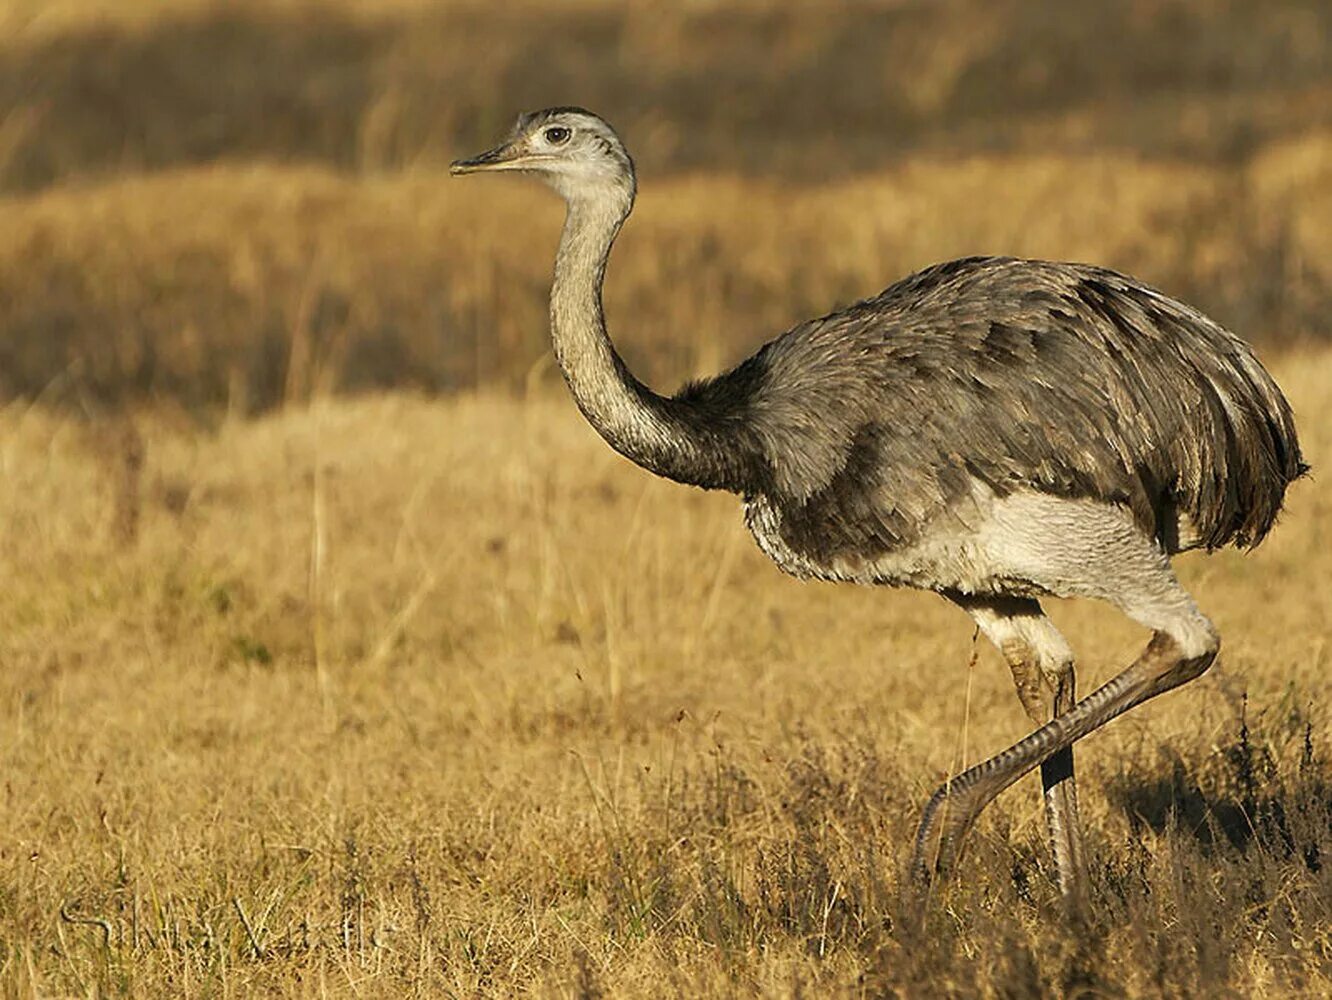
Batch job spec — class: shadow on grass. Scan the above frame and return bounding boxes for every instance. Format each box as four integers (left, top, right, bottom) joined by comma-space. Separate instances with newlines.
1108, 710, 1328, 872
582, 703, 1332, 995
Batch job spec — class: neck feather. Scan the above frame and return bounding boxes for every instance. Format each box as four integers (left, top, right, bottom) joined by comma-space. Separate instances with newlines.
550, 190, 758, 493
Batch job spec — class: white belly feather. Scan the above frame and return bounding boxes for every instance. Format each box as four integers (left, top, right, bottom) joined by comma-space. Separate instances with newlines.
744, 479, 1176, 601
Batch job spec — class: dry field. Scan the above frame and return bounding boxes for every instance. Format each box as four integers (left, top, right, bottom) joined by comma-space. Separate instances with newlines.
3, 0, 1332, 996
1, 0, 1330, 411
4, 134, 1332, 413
0, 349, 1329, 997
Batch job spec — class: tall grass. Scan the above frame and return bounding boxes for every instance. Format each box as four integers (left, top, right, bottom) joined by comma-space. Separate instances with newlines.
0, 0, 1329, 412
0, 353, 1328, 996
1, 0, 1329, 189
2, 137, 1331, 412
2, 2, 1331, 995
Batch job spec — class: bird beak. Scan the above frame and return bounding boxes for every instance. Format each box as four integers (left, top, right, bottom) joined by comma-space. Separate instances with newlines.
450, 140, 530, 175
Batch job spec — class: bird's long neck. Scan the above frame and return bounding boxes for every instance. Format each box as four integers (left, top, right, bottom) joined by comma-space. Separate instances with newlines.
550, 190, 755, 492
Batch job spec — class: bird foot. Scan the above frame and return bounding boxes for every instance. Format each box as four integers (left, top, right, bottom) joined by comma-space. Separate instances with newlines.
909, 780, 984, 888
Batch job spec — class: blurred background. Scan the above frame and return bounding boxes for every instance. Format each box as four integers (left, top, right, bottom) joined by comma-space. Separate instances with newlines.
1, 0, 1329, 413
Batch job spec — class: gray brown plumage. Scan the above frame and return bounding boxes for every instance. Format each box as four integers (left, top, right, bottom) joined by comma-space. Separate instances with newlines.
452, 107, 1306, 904
672, 255, 1304, 561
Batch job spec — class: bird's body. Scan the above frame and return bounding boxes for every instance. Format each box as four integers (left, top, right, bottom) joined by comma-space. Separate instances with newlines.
672, 255, 1303, 597
452, 108, 1306, 905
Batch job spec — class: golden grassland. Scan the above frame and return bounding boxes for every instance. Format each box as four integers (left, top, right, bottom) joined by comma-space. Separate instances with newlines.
0, 0, 1330, 412
0, 350, 1329, 997
4, 129, 1331, 411
2, 0, 1329, 189
2, 1, 1332, 995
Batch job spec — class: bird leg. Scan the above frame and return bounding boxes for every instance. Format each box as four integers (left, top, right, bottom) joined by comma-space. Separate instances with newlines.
1042, 666, 1086, 903
950, 594, 1087, 898
1001, 639, 1086, 902
912, 626, 1218, 889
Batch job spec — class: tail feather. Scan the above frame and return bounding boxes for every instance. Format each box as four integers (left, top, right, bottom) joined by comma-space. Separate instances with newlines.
1185, 343, 1305, 549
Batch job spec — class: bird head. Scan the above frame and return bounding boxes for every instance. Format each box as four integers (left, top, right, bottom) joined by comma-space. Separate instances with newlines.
450, 107, 636, 208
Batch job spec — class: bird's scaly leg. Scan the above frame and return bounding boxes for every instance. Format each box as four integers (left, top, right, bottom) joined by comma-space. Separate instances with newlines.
951, 594, 1087, 898
912, 628, 1217, 888
1001, 641, 1086, 902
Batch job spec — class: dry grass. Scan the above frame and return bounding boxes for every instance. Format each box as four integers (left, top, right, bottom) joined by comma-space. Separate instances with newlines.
4, 132, 1332, 410
0, 0, 1330, 412
1, 351, 1329, 997
2, 0, 1329, 187
3, 1, 1332, 995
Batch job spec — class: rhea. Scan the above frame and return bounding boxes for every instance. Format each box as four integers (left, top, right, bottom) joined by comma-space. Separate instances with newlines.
451, 108, 1305, 900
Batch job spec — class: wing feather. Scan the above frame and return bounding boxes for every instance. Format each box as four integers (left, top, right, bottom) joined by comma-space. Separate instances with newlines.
744, 256, 1305, 562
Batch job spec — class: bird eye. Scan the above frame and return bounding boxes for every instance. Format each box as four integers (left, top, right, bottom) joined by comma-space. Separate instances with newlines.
543, 126, 571, 145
